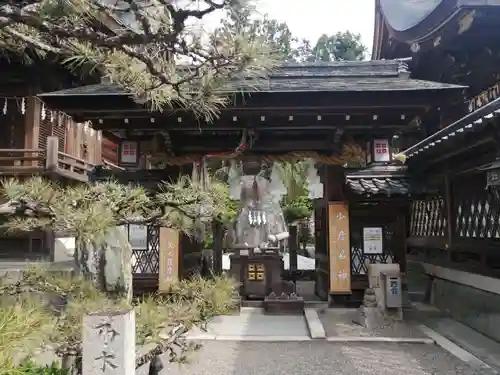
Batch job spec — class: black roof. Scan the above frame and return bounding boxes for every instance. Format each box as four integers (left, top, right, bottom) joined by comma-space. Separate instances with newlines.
345, 165, 432, 196
38, 60, 465, 98
403, 96, 500, 160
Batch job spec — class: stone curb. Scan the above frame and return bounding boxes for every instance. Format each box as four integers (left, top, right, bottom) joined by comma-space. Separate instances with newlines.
326, 336, 435, 344
304, 308, 326, 339
186, 335, 312, 342
417, 324, 497, 371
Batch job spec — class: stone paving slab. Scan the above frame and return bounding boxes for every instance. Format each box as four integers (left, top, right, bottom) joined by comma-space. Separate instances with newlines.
187, 307, 310, 340
137, 341, 499, 375
318, 308, 428, 339
408, 302, 500, 371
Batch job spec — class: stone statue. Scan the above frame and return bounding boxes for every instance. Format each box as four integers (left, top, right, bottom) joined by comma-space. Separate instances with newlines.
226, 161, 289, 250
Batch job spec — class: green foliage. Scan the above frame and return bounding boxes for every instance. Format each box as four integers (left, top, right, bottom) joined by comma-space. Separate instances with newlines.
0, 1, 278, 119
227, 10, 367, 63
0, 302, 55, 375
0, 267, 238, 372
159, 275, 239, 324
0, 176, 230, 244
15, 360, 68, 375
283, 196, 313, 224
305, 32, 367, 62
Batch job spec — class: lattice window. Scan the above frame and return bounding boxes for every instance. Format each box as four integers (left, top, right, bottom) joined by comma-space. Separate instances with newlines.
455, 194, 500, 239
410, 198, 447, 236
131, 226, 160, 274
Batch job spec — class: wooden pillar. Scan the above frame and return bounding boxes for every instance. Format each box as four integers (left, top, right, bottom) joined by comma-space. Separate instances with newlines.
212, 220, 223, 276
44, 135, 59, 262
95, 131, 103, 165
395, 206, 408, 273
24, 96, 41, 166
315, 165, 350, 303
158, 227, 180, 292
324, 165, 351, 305
45, 136, 59, 171
288, 224, 298, 274
444, 173, 455, 262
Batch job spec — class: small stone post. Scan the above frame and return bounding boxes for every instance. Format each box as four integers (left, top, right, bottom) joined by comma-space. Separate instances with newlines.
45, 136, 59, 172
82, 308, 135, 375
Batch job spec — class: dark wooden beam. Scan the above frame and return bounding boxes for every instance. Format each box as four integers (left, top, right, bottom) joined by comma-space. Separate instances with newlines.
91, 115, 415, 132
43, 90, 459, 120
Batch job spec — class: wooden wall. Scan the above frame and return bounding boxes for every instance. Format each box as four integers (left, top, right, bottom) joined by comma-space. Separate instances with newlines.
0, 95, 118, 258
0, 95, 117, 166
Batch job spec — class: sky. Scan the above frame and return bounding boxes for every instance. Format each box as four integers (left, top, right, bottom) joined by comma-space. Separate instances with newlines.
200, 0, 376, 58
253, 0, 376, 54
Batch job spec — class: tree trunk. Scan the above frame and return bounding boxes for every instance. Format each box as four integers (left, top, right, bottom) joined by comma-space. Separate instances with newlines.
74, 226, 133, 302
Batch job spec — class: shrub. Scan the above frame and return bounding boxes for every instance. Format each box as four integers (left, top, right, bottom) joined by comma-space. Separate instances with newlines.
15, 360, 68, 375
0, 303, 54, 375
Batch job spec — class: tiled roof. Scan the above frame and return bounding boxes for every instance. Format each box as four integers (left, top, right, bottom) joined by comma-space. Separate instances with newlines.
39, 60, 465, 98
346, 177, 410, 196
403, 96, 500, 160
344, 165, 432, 196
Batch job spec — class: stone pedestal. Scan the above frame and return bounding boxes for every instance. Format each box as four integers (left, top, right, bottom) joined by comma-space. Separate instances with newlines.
229, 251, 283, 299
264, 292, 305, 315
82, 308, 135, 375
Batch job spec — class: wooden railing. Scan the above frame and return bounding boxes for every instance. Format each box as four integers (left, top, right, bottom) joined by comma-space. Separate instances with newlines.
0, 136, 96, 182
0, 148, 45, 175
103, 158, 125, 171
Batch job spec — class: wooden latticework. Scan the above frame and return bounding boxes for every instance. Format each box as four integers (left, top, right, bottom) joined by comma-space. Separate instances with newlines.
454, 176, 500, 239
407, 172, 500, 271
131, 226, 160, 275
410, 198, 447, 237
350, 222, 395, 276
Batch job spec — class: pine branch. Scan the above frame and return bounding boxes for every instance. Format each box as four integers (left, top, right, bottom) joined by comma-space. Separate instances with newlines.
0, 0, 278, 118
0, 177, 227, 240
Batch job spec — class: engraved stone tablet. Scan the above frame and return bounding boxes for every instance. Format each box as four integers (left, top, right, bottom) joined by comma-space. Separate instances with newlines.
82, 308, 135, 375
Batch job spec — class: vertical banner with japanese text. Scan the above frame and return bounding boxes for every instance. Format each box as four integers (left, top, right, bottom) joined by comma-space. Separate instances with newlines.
328, 202, 351, 293
159, 227, 180, 291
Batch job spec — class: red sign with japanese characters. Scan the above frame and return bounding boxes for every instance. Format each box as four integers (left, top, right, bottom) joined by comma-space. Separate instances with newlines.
328, 202, 351, 293
120, 141, 139, 165
373, 139, 390, 162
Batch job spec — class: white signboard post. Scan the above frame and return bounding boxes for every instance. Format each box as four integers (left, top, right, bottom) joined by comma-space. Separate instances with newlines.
129, 224, 147, 250
373, 139, 390, 162
363, 227, 383, 254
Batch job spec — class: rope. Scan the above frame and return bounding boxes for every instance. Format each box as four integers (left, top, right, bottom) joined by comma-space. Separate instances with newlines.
150, 143, 365, 167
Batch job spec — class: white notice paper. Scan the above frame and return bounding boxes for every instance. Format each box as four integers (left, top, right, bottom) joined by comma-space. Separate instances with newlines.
363, 227, 383, 254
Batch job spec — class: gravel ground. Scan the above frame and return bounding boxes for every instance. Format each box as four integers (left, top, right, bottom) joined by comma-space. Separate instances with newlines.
318, 308, 428, 338
137, 341, 497, 375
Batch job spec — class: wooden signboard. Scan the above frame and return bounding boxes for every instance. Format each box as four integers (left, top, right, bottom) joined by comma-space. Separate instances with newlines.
328, 202, 351, 293
159, 228, 180, 291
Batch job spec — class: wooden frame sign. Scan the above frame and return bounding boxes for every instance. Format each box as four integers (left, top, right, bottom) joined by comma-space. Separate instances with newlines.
118, 140, 139, 166
159, 228, 180, 291
328, 202, 351, 293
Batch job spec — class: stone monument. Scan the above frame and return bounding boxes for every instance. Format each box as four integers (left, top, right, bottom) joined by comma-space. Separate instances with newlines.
82, 308, 135, 375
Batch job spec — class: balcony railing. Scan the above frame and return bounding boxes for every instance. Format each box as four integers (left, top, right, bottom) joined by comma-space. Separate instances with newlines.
0, 136, 95, 182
